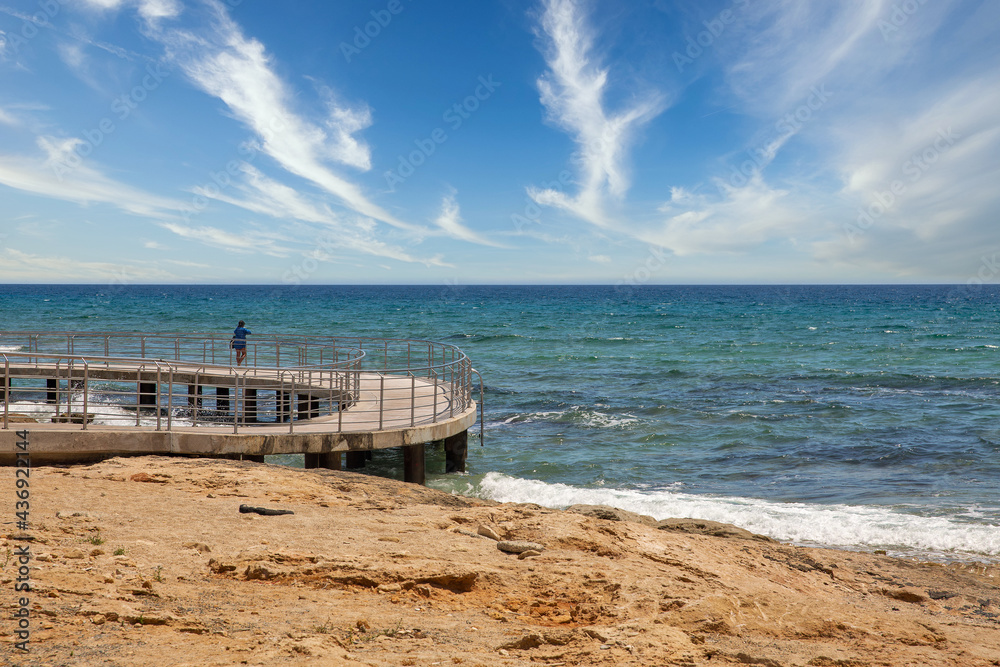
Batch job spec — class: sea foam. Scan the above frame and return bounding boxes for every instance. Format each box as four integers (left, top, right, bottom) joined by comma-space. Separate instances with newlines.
444, 472, 1000, 561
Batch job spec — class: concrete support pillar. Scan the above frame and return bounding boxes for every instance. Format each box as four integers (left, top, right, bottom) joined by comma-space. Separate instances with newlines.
139, 382, 157, 407
46, 378, 58, 404
444, 430, 468, 473
305, 452, 342, 470
187, 384, 202, 408
298, 394, 319, 420
216, 386, 230, 412
345, 451, 367, 469
245, 388, 257, 423
403, 444, 425, 485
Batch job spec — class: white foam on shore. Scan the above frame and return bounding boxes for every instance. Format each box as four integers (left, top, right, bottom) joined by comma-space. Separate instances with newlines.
448, 472, 1000, 561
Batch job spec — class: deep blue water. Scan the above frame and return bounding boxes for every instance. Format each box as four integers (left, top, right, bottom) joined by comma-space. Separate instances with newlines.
2, 284, 998, 560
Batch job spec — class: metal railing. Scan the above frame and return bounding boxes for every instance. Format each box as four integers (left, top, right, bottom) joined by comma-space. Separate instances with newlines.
0, 331, 476, 434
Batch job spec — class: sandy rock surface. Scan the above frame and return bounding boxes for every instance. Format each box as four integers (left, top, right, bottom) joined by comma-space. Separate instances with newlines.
2, 456, 999, 666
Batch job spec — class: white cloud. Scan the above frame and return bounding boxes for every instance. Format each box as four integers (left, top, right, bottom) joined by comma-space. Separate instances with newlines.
815, 75, 1000, 275
149, 2, 413, 231
159, 221, 292, 257
80, 0, 181, 23
0, 106, 17, 126
432, 192, 508, 248
193, 163, 339, 226
646, 176, 806, 256
0, 248, 181, 282
529, 0, 664, 227
0, 135, 187, 218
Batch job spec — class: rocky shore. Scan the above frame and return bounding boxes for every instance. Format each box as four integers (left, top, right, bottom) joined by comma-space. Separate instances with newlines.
3, 456, 999, 666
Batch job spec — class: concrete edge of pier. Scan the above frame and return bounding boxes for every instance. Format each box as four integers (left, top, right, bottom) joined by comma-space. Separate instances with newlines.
0, 403, 476, 484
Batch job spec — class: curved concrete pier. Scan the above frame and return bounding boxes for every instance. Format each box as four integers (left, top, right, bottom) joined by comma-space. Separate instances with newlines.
0, 331, 480, 484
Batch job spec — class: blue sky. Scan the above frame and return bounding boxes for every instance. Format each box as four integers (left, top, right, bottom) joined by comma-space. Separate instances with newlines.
0, 0, 998, 285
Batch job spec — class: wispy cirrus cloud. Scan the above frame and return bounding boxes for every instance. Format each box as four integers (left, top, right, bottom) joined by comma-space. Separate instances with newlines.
143, 1, 415, 231
0, 135, 186, 218
639, 0, 1000, 278
432, 191, 509, 248
528, 0, 665, 228
0, 248, 183, 282
159, 221, 293, 257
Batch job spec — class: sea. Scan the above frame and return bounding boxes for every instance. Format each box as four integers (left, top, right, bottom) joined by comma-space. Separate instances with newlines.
2, 284, 998, 563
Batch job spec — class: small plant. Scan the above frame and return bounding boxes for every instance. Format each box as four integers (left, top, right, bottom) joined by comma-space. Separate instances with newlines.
87, 532, 105, 546
113, 546, 126, 556
153, 565, 164, 582
2, 547, 11, 569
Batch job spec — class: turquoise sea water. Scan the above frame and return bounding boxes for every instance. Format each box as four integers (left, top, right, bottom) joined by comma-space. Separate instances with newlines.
2, 284, 998, 561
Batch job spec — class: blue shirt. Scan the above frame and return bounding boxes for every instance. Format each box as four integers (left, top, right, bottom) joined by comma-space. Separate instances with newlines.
232, 326, 251, 349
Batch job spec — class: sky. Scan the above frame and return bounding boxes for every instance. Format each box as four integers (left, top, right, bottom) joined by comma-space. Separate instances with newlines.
0, 0, 998, 285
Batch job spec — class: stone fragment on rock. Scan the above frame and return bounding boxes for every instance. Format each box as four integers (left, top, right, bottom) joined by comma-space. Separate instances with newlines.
567, 504, 658, 527
497, 540, 544, 554
882, 587, 928, 604
208, 559, 236, 574
476, 524, 502, 541
499, 632, 545, 650
656, 518, 775, 542
129, 473, 166, 483
517, 550, 542, 560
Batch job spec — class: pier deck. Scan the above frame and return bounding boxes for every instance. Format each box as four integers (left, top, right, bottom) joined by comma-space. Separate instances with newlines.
0, 331, 481, 483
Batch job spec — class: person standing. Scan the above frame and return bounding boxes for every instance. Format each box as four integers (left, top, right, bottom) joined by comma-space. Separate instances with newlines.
232, 320, 252, 366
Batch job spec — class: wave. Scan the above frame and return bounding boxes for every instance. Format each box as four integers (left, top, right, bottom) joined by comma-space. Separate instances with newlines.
0, 344, 23, 352
439, 473, 1000, 561
498, 407, 640, 429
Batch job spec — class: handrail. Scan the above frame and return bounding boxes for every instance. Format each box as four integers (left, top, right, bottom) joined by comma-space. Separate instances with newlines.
471, 368, 485, 447
0, 331, 476, 434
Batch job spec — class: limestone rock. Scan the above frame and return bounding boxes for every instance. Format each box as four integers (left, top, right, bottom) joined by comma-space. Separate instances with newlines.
882, 587, 928, 604
656, 518, 775, 542
4, 413, 38, 423
567, 504, 658, 527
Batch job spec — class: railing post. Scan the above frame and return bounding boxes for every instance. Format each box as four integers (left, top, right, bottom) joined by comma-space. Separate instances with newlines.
192, 372, 200, 426
233, 374, 239, 435
155, 364, 162, 431
81, 360, 89, 431
167, 367, 174, 431
378, 375, 384, 431
3, 355, 8, 429
432, 371, 438, 423
67, 358, 74, 417
410, 373, 415, 426
289, 375, 296, 434
337, 372, 344, 432
55, 359, 61, 415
